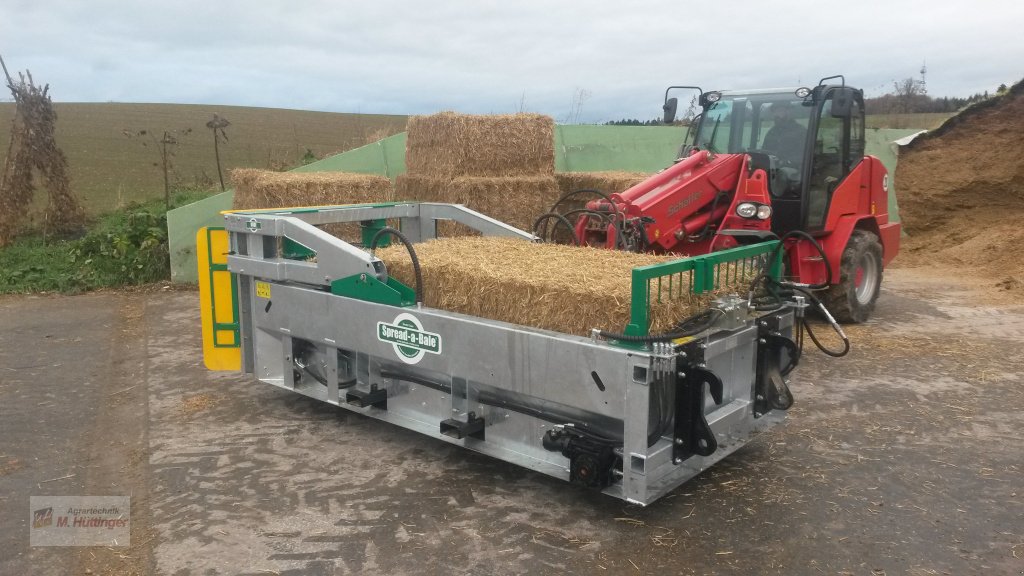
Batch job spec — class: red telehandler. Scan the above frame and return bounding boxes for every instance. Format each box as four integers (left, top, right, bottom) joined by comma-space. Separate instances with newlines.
539, 76, 899, 323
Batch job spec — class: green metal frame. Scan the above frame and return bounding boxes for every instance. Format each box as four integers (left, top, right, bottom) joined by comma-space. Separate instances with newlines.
230, 202, 404, 216
205, 227, 241, 348
360, 218, 391, 248
330, 273, 415, 307
623, 241, 783, 338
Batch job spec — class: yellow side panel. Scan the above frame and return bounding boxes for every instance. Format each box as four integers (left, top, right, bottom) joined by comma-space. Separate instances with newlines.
198, 227, 241, 371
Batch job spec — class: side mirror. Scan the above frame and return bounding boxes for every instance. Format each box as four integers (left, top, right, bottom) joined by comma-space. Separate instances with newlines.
663, 97, 678, 124
831, 87, 855, 118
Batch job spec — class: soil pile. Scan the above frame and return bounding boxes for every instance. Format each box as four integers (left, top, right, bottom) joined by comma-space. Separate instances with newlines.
895, 79, 1024, 292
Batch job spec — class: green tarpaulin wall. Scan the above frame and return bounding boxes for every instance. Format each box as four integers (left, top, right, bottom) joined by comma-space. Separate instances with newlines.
167, 126, 919, 283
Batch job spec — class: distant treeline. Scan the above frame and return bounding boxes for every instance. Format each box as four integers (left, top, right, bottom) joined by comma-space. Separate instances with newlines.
864, 90, 1001, 115
604, 82, 1010, 125
604, 118, 665, 126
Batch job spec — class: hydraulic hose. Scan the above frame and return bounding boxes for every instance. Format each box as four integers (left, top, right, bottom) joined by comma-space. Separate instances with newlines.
597, 309, 724, 344
547, 188, 626, 249
378, 369, 632, 444
532, 213, 579, 245
370, 226, 423, 304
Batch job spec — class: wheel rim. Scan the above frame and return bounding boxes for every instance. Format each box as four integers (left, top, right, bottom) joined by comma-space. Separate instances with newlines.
854, 252, 880, 305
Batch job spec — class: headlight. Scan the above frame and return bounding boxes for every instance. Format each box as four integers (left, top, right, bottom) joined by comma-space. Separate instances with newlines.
756, 205, 772, 220
736, 203, 757, 218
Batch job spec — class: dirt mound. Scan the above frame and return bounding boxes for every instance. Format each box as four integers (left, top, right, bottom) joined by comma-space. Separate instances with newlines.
895, 79, 1024, 292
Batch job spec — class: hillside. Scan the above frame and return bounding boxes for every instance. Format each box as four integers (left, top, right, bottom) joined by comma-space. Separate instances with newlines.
0, 102, 407, 217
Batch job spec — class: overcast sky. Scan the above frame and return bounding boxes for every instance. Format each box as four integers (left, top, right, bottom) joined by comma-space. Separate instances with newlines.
2, 0, 1021, 123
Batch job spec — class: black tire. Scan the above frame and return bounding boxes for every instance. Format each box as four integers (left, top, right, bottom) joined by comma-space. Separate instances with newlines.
823, 230, 883, 323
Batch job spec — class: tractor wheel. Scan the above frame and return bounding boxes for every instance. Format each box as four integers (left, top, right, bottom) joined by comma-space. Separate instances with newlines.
823, 230, 883, 323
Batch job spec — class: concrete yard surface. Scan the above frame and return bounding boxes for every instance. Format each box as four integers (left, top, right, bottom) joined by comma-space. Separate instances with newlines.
1, 269, 1022, 575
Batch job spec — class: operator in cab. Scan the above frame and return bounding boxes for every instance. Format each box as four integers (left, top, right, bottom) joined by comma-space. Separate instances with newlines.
762, 101, 806, 165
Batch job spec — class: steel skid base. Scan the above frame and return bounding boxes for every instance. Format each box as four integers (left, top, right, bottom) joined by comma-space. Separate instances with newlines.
217, 203, 796, 505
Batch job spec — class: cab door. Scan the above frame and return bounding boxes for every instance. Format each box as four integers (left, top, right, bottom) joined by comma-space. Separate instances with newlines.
804, 87, 865, 230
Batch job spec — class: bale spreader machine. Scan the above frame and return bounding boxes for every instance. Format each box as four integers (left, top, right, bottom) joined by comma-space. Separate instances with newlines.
197, 201, 847, 505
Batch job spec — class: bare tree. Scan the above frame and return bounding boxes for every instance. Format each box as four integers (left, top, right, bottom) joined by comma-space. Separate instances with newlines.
565, 88, 592, 124
123, 127, 192, 208
893, 76, 926, 114
205, 114, 230, 191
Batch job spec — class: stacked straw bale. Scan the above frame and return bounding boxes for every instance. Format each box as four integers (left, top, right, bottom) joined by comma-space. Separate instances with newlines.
377, 236, 715, 337
396, 174, 560, 233
405, 112, 554, 177
553, 171, 652, 214
231, 169, 394, 241
231, 169, 393, 210
399, 112, 560, 235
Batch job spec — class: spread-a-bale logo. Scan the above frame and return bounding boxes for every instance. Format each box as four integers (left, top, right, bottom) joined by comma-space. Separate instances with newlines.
377, 312, 442, 364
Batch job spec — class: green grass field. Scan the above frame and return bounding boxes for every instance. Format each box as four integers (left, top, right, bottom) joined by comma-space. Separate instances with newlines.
0, 102, 407, 217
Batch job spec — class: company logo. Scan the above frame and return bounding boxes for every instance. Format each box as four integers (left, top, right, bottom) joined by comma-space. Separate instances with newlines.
377, 312, 442, 364
245, 218, 262, 232
30, 496, 130, 547
33, 507, 52, 529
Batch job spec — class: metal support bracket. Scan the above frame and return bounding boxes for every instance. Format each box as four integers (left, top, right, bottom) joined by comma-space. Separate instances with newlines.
754, 313, 796, 417
346, 383, 388, 409
440, 411, 485, 440
673, 356, 724, 463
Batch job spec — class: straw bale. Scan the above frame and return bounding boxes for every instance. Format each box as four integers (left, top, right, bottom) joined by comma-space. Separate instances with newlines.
394, 174, 474, 236
231, 169, 393, 210
394, 174, 449, 203
395, 174, 561, 235
376, 237, 720, 337
231, 169, 394, 242
405, 112, 555, 177
555, 171, 649, 206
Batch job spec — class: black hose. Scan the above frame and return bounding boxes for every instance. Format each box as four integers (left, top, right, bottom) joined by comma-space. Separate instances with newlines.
790, 285, 850, 357
548, 188, 626, 249
378, 369, 631, 443
294, 359, 357, 389
598, 308, 723, 344
694, 192, 730, 241
370, 226, 423, 304
548, 188, 621, 218
532, 213, 579, 245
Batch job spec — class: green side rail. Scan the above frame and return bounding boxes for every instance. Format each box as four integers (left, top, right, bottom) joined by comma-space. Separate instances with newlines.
206, 227, 241, 348
623, 241, 783, 338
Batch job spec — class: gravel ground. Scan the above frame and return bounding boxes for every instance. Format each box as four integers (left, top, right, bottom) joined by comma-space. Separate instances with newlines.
1, 268, 1022, 575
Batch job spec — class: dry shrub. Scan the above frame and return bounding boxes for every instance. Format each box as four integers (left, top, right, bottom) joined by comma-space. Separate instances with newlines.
376, 236, 717, 337
405, 112, 555, 177
0, 69, 84, 245
231, 168, 394, 242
